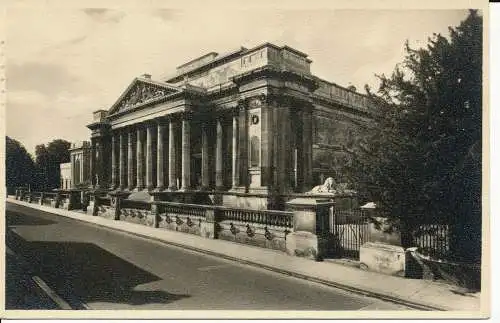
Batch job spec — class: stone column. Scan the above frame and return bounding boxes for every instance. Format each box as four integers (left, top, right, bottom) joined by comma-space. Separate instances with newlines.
231, 110, 240, 189
180, 113, 191, 191
302, 106, 313, 190
136, 127, 145, 191
79, 153, 84, 186
127, 128, 135, 190
238, 103, 248, 188
146, 122, 155, 191
90, 139, 96, 187
201, 122, 210, 190
70, 154, 75, 189
119, 130, 127, 190
110, 134, 118, 189
215, 117, 224, 190
295, 109, 304, 191
278, 103, 291, 193
156, 120, 166, 191
96, 138, 105, 189
168, 117, 177, 191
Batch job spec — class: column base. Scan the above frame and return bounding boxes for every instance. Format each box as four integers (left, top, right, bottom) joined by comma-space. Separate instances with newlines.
133, 187, 145, 192
177, 187, 192, 192
153, 187, 165, 192
229, 186, 247, 193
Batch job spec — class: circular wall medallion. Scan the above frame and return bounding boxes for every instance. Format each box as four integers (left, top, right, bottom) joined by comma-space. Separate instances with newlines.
251, 115, 259, 125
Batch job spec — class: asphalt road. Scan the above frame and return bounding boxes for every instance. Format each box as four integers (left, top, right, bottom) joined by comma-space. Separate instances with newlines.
5, 202, 413, 311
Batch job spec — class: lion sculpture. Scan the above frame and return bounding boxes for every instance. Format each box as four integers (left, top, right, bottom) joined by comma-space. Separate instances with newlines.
308, 177, 336, 194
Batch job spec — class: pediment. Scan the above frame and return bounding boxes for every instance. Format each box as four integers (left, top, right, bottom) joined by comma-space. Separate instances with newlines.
108, 78, 180, 115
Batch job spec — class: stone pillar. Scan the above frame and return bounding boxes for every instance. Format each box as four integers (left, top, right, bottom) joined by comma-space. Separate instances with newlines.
238, 103, 248, 188
79, 153, 85, 184
168, 117, 177, 191
90, 139, 96, 187
156, 120, 166, 191
295, 109, 304, 191
278, 106, 291, 193
215, 118, 224, 190
285, 197, 335, 261
231, 111, 240, 189
119, 130, 127, 190
96, 138, 105, 189
261, 97, 273, 189
201, 122, 210, 190
302, 106, 313, 190
70, 154, 75, 189
180, 113, 191, 191
146, 122, 155, 191
127, 128, 135, 190
111, 134, 118, 189
136, 127, 145, 191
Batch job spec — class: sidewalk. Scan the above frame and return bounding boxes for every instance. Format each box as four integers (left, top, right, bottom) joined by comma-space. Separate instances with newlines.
7, 198, 483, 313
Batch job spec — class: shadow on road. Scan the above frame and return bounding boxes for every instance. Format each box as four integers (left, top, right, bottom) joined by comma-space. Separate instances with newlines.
6, 230, 190, 308
6, 211, 58, 227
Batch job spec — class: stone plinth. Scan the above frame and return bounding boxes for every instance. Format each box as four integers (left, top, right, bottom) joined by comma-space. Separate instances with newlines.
360, 242, 405, 277
285, 197, 335, 261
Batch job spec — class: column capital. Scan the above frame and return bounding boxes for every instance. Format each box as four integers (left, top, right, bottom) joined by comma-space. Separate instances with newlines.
180, 111, 194, 121
155, 117, 169, 126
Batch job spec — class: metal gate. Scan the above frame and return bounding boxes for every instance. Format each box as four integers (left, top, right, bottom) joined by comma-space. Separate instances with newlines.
330, 208, 370, 260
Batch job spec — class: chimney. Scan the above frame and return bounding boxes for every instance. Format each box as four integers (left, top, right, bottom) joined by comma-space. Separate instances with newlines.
141, 73, 152, 79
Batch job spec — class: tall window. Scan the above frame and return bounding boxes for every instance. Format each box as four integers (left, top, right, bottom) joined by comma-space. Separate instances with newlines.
250, 135, 260, 167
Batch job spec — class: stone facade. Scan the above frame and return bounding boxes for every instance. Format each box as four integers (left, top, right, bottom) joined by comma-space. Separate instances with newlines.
69, 141, 92, 188
86, 43, 374, 210
60, 162, 72, 189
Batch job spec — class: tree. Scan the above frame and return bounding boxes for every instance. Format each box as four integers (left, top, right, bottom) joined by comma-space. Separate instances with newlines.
34, 139, 71, 190
5, 136, 36, 194
346, 10, 482, 262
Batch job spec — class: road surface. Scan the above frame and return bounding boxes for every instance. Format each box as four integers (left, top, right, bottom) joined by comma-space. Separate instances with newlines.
5, 202, 413, 311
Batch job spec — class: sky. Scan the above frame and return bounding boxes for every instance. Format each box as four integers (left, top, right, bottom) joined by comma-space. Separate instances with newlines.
5, 6, 470, 156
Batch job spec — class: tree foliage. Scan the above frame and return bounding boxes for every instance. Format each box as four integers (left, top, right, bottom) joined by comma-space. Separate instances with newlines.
6, 136, 36, 193
34, 139, 72, 190
346, 10, 482, 261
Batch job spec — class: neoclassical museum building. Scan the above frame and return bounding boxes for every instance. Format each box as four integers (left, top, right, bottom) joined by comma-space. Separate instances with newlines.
78, 42, 373, 210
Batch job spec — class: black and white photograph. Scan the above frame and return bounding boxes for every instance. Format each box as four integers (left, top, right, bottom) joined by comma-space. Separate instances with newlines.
1, 0, 491, 319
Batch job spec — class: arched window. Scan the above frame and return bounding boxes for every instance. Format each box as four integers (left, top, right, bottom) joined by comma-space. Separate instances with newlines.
250, 136, 260, 167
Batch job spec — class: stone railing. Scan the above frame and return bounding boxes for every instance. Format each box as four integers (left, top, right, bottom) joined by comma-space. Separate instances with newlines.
13, 189, 335, 261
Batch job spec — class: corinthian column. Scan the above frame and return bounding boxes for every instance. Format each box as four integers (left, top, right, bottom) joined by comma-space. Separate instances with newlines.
136, 127, 145, 191
180, 113, 191, 191
156, 120, 166, 191
119, 130, 127, 190
201, 122, 210, 190
146, 122, 155, 191
302, 106, 313, 190
168, 117, 177, 191
127, 128, 135, 190
110, 134, 117, 189
231, 110, 240, 190
215, 117, 224, 190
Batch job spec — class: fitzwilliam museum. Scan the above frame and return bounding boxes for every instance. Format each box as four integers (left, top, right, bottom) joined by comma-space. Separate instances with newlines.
67, 42, 373, 210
